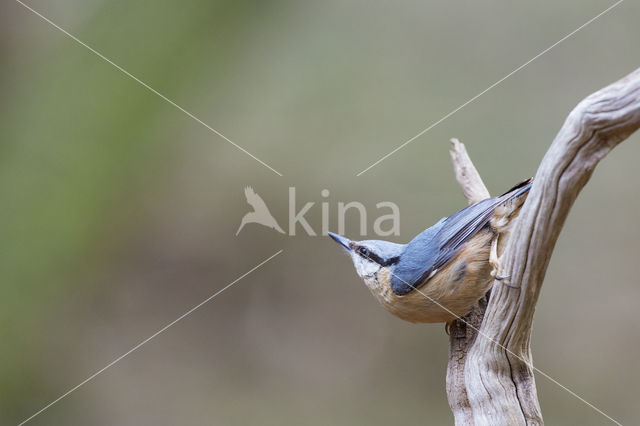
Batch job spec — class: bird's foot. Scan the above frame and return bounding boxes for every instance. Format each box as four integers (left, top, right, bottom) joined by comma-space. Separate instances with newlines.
489, 237, 502, 277
495, 274, 520, 288
490, 237, 520, 288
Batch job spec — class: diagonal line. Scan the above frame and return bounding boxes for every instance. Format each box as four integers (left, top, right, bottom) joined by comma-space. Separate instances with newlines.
358, 251, 622, 425
17, 249, 284, 426
14, 0, 283, 177
403, 280, 621, 425
356, 0, 624, 176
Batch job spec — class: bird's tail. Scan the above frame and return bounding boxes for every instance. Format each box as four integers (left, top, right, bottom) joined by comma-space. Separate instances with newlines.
491, 178, 533, 232
499, 177, 533, 198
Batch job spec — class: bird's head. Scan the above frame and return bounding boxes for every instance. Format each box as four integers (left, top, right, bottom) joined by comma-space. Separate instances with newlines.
328, 232, 405, 291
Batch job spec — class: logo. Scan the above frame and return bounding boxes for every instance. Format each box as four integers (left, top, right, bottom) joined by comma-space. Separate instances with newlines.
236, 187, 286, 235
237, 187, 400, 237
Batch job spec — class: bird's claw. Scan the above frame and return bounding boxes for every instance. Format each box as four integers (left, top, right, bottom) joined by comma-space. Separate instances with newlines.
489, 237, 520, 288
493, 273, 519, 288
489, 237, 502, 277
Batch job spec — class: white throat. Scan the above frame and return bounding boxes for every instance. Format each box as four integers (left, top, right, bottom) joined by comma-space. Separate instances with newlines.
350, 253, 388, 296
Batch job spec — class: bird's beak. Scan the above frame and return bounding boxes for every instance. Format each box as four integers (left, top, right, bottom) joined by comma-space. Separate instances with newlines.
328, 232, 352, 252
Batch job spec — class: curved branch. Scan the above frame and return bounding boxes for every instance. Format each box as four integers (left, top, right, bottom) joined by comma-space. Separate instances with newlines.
446, 68, 640, 425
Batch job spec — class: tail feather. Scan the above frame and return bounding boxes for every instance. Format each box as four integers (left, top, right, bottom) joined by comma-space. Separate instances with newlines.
500, 177, 533, 198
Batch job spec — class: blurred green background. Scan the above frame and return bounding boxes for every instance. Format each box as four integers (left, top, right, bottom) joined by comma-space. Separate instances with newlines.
2, 0, 639, 424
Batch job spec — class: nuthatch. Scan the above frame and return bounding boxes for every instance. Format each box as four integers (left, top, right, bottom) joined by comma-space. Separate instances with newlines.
328, 179, 532, 324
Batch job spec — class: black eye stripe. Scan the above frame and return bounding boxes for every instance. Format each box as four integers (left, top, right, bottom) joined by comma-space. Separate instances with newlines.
356, 246, 397, 266
382, 256, 400, 267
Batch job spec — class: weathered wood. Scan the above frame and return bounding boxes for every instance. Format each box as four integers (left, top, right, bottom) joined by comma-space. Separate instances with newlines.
446, 68, 640, 425
446, 139, 491, 425
449, 139, 491, 205
446, 293, 489, 426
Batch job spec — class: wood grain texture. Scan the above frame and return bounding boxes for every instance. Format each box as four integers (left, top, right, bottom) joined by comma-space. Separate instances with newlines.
449, 139, 491, 205
445, 68, 640, 426
446, 138, 492, 425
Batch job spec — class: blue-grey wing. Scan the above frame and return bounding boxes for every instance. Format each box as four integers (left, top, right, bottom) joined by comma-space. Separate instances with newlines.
390, 197, 500, 295
435, 178, 533, 263
431, 197, 500, 271
430, 180, 532, 278
390, 179, 532, 295
390, 218, 445, 296
391, 179, 532, 296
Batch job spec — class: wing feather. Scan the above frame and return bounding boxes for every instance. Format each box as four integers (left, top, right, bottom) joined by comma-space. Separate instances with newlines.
244, 186, 270, 212
390, 180, 532, 295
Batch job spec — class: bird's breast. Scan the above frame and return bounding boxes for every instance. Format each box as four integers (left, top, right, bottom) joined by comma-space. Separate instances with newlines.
367, 229, 494, 323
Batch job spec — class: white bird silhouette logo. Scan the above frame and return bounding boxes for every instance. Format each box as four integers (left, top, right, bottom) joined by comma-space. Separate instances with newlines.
236, 186, 285, 235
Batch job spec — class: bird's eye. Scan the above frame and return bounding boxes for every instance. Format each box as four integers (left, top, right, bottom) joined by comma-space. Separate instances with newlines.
358, 247, 370, 257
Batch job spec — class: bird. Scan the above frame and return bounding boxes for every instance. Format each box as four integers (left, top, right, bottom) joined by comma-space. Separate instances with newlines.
328, 179, 532, 324
236, 186, 285, 235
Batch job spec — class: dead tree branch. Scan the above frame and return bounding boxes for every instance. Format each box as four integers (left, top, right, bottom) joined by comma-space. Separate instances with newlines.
446, 68, 640, 425
449, 139, 491, 205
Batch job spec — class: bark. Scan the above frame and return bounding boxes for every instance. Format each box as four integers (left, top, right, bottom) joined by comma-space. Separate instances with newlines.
446, 68, 640, 426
